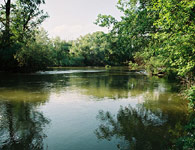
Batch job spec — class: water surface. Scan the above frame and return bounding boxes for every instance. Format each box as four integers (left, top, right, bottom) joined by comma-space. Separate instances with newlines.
0, 67, 188, 150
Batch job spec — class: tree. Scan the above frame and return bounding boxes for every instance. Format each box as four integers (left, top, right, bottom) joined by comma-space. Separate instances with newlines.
14, 28, 53, 72
49, 37, 72, 66
70, 31, 111, 66
95, 0, 155, 65
0, 0, 11, 46
0, 0, 48, 71
148, 0, 195, 78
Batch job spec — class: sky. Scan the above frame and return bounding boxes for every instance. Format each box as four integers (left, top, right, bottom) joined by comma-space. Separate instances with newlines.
41, 0, 122, 40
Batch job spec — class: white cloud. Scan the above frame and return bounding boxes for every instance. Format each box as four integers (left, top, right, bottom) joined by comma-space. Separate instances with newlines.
47, 23, 108, 41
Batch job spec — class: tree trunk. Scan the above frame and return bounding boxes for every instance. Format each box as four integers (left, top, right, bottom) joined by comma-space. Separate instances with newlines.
5, 0, 11, 46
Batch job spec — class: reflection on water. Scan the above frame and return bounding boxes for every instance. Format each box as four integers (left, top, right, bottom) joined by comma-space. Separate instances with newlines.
95, 103, 187, 150
0, 101, 50, 150
0, 68, 188, 150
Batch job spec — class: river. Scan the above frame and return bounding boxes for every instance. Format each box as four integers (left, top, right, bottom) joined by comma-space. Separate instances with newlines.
0, 67, 188, 150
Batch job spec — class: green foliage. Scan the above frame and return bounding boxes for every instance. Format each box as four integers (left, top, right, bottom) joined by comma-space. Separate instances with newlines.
95, 14, 117, 28
95, 0, 155, 65
175, 86, 195, 150
128, 61, 139, 70
147, 0, 195, 78
96, 0, 195, 80
49, 37, 72, 66
175, 118, 195, 150
70, 32, 111, 66
105, 65, 111, 69
145, 57, 166, 75
187, 86, 195, 111
108, 0, 195, 80
0, 0, 48, 72
14, 31, 53, 72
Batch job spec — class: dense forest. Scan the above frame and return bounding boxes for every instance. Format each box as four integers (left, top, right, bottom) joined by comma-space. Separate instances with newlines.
0, 0, 195, 148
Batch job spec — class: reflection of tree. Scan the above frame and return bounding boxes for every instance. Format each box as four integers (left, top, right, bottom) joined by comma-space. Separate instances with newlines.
68, 72, 178, 100
0, 72, 70, 102
0, 101, 50, 150
0, 70, 179, 101
95, 104, 187, 150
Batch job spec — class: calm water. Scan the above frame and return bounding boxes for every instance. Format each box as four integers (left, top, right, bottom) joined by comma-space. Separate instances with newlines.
0, 67, 188, 150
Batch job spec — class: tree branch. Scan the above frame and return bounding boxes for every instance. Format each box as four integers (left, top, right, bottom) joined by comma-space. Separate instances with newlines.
23, 10, 34, 31
0, 17, 6, 26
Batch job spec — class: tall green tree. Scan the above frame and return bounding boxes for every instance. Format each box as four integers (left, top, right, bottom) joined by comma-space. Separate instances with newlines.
95, 0, 155, 64
14, 29, 53, 72
0, 0, 48, 71
148, 0, 195, 78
